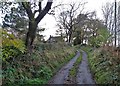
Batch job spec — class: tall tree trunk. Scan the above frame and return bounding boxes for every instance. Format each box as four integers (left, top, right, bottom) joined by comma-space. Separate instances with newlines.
25, 21, 37, 49
68, 33, 72, 43
68, 28, 72, 43
22, 1, 53, 49
114, 0, 117, 47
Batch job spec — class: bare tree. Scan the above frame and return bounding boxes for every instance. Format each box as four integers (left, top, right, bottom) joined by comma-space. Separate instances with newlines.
114, 0, 117, 47
102, 2, 115, 47
118, 2, 120, 48
56, 2, 86, 43
102, 2, 114, 33
102, 1, 120, 52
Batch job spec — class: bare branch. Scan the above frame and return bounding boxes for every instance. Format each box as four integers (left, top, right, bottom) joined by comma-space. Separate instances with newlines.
22, 2, 34, 19
35, 0, 53, 24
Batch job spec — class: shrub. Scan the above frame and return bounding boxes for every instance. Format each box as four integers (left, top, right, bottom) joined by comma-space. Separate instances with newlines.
1, 29, 25, 62
2, 46, 22, 61
2, 29, 25, 53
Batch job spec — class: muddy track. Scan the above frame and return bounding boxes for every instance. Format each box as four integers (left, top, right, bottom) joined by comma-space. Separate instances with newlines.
48, 50, 95, 84
76, 50, 95, 84
48, 51, 80, 84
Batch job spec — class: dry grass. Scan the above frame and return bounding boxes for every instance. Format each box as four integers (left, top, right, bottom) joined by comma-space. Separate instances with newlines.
101, 45, 120, 58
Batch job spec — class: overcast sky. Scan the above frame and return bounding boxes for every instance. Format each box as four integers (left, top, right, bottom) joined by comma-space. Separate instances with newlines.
40, 0, 120, 40
0, 0, 120, 40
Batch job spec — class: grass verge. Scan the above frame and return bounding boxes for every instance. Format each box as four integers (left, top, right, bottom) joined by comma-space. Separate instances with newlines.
2, 42, 78, 85
80, 45, 120, 84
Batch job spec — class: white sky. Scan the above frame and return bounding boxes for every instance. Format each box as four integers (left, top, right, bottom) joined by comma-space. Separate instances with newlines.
40, 0, 120, 40
0, 0, 120, 40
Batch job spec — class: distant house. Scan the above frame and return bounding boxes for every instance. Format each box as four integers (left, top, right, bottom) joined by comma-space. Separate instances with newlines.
47, 35, 63, 43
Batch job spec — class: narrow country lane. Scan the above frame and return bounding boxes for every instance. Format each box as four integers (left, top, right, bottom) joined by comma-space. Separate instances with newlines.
48, 50, 96, 84
76, 50, 96, 84
48, 51, 80, 84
